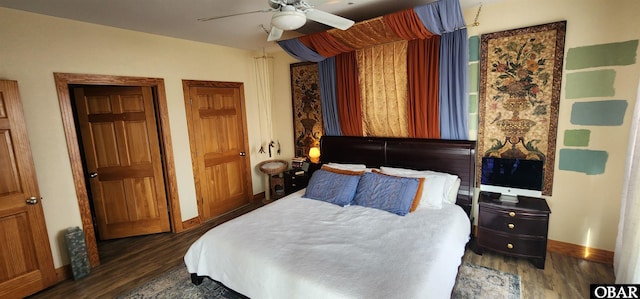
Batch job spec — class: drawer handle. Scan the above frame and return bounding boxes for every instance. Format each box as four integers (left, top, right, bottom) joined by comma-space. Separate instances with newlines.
508, 223, 515, 229
507, 243, 514, 249
508, 211, 516, 217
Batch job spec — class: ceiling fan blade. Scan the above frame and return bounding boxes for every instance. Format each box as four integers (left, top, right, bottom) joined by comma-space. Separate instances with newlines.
305, 9, 354, 30
197, 9, 274, 22
267, 27, 284, 41
268, 0, 287, 9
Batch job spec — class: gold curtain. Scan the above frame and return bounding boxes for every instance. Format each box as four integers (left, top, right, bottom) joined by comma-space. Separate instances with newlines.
356, 40, 409, 137
328, 17, 402, 49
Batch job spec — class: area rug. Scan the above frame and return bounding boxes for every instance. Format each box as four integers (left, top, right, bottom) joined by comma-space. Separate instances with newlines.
118, 262, 521, 299
452, 263, 521, 299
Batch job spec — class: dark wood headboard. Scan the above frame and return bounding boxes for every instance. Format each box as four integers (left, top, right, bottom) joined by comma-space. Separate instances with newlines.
320, 136, 476, 216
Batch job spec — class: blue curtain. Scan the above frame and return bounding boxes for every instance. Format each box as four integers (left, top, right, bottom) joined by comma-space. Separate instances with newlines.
277, 39, 326, 62
438, 29, 469, 140
414, 0, 465, 34
318, 57, 343, 136
415, 0, 468, 139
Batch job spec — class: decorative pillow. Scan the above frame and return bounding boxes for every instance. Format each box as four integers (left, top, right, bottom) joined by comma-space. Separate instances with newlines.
303, 169, 361, 206
321, 164, 366, 176
380, 166, 459, 204
371, 169, 424, 212
352, 172, 421, 216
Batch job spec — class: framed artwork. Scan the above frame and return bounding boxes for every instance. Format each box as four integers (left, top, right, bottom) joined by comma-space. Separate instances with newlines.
290, 62, 323, 157
477, 21, 566, 195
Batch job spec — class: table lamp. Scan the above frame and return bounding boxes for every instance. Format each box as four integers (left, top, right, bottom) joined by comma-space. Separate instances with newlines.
308, 147, 320, 163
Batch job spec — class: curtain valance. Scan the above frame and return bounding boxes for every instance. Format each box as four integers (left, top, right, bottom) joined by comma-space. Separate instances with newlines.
277, 0, 466, 60
415, 0, 466, 34
299, 32, 354, 58
281, 0, 468, 140
384, 9, 435, 40
277, 38, 325, 62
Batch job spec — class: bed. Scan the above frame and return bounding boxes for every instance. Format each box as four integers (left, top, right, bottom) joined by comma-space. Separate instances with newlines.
184, 136, 477, 299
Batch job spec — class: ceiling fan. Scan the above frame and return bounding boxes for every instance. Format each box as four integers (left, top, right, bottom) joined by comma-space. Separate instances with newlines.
198, 0, 355, 42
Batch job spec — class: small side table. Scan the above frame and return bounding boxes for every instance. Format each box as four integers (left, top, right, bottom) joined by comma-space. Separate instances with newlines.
257, 160, 288, 202
474, 191, 551, 269
283, 169, 309, 195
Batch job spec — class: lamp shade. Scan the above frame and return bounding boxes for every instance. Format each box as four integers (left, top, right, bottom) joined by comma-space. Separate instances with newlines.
271, 7, 306, 30
308, 147, 320, 163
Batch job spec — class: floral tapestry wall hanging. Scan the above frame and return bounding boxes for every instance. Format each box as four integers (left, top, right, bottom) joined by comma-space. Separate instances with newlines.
477, 21, 566, 195
290, 62, 323, 157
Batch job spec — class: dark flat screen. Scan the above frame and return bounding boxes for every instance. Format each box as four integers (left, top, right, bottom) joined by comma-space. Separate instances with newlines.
481, 157, 544, 191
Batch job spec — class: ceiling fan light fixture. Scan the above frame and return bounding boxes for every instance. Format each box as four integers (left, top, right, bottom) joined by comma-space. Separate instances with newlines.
271, 10, 306, 30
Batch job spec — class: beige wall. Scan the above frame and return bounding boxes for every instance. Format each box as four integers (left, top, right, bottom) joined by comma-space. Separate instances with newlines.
0, 7, 297, 268
464, 0, 640, 252
2, 0, 638, 269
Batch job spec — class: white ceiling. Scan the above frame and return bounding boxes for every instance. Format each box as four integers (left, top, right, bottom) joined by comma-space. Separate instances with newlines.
0, 0, 489, 52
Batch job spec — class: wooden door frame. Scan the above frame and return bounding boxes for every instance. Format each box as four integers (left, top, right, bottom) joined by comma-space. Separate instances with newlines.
182, 80, 253, 223
54, 73, 182, 268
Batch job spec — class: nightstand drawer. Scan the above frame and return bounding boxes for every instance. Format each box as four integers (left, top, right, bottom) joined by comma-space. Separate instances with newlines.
479, 209, 549, 236
284, 170, 309, 195
479, 203, 549, 219
477, 228, 547, 258
285, 175, 307, 186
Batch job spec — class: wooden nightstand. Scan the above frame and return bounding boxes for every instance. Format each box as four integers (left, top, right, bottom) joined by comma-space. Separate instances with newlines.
474, 191, 551, 269
283, 169, 309, 195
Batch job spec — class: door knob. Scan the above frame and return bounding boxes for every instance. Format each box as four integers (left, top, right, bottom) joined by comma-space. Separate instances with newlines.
89, 172, 98, 178
26, 196, 38, 204
239, 152, 246, 156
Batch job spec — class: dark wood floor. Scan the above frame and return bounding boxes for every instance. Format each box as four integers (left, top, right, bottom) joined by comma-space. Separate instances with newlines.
464, 246, 614, 298
29, 202, 614, 298
27, 202, 264, 299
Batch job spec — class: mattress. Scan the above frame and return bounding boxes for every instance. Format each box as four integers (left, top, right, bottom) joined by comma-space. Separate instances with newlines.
184, 190, 471, 299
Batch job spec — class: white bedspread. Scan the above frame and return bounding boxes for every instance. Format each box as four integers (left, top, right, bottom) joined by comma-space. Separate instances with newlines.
184, 190, 470, 299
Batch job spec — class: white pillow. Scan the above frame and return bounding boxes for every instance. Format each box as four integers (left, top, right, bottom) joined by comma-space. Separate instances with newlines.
378, 166, 414, 174
325, 163, 367, 171
394, 173, 447, 209
380, 166, 459, 204
447, 178, 461, 204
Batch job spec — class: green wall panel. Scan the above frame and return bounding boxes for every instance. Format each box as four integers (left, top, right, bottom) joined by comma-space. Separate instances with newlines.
566, 40, 638, 70
563, 129, 590, 146
469, 63, 479, 93
469, 114, 478, 132
559, 149, 608, 175
469, 94, 478, 114
469, 35, 480, 62
570, 100, 628, 126
565, 70, 616, 99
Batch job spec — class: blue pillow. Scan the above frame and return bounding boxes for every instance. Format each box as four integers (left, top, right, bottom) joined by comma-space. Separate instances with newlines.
352, 172, 420, 216
303, 169, 361, 206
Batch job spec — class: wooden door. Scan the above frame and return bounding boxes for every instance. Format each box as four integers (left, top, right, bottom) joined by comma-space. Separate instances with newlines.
0, 80, 56, 298
184, 81, 252, 221
74, 86, 170, 240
